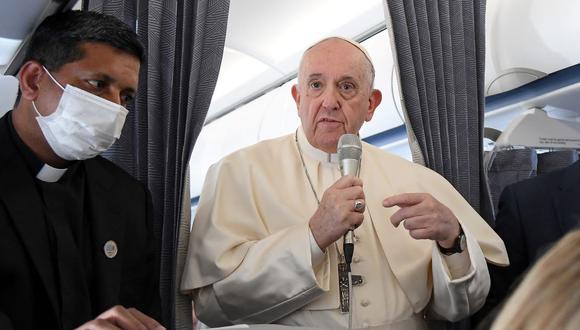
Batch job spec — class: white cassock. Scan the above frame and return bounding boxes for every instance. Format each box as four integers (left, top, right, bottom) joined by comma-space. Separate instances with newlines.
181, 127, 509, 329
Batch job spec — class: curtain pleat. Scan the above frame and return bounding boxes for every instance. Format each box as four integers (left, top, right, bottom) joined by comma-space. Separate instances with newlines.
82, 1, 229, 328
384, 0, 488, 216
385, 1, 490, 325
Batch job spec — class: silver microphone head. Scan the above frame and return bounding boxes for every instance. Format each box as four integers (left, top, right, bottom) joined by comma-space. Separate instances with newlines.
338, 134, 362, 177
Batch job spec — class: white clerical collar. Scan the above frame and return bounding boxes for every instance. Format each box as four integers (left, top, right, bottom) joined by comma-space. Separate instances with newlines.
297, 126, 339, 164
36, 164, 68, 183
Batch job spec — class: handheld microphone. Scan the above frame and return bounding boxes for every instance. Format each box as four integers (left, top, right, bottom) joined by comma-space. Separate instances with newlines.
338, 134, 362, 177
337, 134, 362, 271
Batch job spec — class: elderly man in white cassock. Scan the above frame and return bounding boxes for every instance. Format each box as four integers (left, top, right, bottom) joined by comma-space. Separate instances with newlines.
181, 37, 509, 329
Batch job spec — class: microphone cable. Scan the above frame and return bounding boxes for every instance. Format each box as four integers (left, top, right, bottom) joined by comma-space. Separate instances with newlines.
344, 231, 354, 329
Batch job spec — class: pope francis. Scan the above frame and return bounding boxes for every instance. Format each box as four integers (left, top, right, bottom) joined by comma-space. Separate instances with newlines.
181, 37, 509, 329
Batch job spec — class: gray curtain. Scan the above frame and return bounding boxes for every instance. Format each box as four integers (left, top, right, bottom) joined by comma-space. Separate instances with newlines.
384, 0, 489, 218
384, 1, 488, 328
82, 0, 229, 328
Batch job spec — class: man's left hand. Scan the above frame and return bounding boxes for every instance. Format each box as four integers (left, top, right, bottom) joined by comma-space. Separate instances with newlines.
383, 193, 460, 248
75, 305, 165, 330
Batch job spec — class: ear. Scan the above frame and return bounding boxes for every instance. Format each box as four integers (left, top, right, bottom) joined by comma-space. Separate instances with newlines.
18, 61, 44, 102
291, 84, 300, 110
364, 89, 382, 122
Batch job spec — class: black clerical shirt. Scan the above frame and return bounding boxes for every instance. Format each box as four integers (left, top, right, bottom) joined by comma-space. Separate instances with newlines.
6, 113, 94, 329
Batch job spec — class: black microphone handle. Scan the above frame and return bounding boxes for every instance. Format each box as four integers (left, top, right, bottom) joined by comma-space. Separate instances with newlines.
343, 230, 354, 272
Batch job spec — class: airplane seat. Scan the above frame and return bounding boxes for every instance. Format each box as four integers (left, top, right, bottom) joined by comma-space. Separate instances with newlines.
484, 148, 537, 219
537, 149, 579, 175
484, 63, 580, 222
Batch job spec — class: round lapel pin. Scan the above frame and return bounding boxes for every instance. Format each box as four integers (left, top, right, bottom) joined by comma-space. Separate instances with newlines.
104, 240, 118, 259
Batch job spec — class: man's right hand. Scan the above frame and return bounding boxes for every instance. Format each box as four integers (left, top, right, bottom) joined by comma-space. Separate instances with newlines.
75, 305, 165, 330
309, 175, 365, 249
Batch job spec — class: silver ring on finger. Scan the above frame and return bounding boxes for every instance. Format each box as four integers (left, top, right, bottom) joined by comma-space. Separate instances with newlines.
354, 199, 365, 213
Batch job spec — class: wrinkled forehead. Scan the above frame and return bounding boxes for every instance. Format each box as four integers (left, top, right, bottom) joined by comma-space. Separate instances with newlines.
298, 37, 375, 86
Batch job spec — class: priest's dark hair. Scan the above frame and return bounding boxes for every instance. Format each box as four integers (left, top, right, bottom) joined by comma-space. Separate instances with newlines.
23, 10, 144, 71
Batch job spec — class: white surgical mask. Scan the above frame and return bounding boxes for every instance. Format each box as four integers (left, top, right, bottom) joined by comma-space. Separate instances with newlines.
32, 66, 128, 160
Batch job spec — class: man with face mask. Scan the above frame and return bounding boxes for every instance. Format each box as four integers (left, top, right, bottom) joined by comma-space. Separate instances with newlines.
181, 38, 509, 329
0, 11, 163, 330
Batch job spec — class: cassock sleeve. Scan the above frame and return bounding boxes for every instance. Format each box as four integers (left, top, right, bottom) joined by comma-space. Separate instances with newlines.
181, 160, 331, 327
193, 223, 330, 326
428, 227, 490, 321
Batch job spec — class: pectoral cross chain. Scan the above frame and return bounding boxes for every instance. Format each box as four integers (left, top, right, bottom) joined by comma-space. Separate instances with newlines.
338, 262, 363, 313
